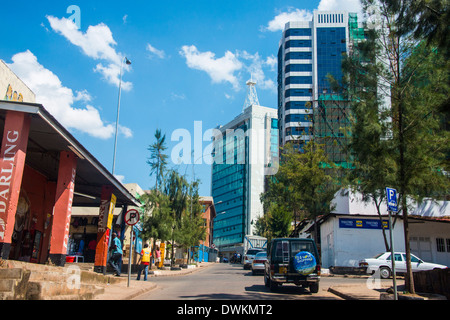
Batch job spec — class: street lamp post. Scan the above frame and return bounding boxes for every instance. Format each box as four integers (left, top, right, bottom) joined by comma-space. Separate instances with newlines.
112, 56, 132, 175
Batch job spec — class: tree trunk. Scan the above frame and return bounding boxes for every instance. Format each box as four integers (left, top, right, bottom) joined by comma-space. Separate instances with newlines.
374, 197, 390, 251
398, 80, 415, 294
402, 199, 415, 293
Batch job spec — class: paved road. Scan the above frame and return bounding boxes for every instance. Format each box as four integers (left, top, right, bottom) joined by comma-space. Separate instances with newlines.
134, 262, 391, 300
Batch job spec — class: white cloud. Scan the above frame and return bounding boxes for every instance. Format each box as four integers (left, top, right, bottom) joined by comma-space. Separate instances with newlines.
146, 44, 166, 59
179, 45, 243, 91
170, 92, 186, 100
265, 55, 277, 71
262, 8, 313, 32
7, 50, 132, 140
114, 174, 125, 183
318, 0, 363, 15
47, 16, 132, 91
263, 1, 363, 33
238, 51, 276, 92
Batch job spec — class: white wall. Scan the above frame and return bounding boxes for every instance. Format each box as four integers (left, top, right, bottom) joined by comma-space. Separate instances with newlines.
320, 215, 405, 268
409, 220, 450, 267
0, 60, 36, 103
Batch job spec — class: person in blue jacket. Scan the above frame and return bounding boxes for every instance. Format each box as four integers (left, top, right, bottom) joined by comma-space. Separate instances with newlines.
109, 233, 123, 276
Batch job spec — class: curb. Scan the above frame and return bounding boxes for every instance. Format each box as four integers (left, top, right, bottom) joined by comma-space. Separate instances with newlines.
327, 287, 357, 300
123, 283, 158, 300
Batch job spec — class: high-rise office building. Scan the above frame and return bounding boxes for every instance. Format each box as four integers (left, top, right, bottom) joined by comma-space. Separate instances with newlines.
211, 84, 277, 256
278, 11, 363, 166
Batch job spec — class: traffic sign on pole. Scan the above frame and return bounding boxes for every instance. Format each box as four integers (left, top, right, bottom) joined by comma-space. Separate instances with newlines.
386, 187, 398, 300
124, 209, 139, 287
125, 209, 140, 226
386, 187, 398, 212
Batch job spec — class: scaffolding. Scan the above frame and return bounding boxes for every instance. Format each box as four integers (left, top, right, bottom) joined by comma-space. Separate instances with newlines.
314, 94, 352, 169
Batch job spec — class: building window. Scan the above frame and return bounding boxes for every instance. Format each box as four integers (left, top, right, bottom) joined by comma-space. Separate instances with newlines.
285, 28, 312, 37
285, 40, 312, 49
436, 238, 445, 252
447, 239, 450, 252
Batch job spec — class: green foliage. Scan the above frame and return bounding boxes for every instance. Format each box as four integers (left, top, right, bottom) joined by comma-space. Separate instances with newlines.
260, 141, 339, 238
142, 131, 206, 265
340, 0, 450, 293
147, 129, 169, 191
140, 191, 173, 243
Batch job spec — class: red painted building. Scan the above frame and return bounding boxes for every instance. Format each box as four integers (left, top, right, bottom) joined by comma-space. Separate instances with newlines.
0, 100, 140, 271
199, 196, 216, 248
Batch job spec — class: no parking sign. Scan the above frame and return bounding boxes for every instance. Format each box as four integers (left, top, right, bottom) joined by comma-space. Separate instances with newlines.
124, 209, 140, 226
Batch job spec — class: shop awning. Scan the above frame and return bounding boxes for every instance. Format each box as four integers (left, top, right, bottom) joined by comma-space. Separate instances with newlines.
0, 100, 141, 208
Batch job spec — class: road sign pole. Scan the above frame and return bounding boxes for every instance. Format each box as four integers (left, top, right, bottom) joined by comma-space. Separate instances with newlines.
388, 210, 398, 300
124, 209, 140, 288
128, 229, 133, 288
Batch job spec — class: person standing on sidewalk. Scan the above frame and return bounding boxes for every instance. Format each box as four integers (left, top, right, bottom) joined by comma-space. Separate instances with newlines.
109, 232, 123, 276
155, 245, 161, 269
137, 244, 151, 281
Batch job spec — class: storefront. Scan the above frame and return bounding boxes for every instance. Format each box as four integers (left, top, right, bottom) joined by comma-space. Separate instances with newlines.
0, 99, 140, 269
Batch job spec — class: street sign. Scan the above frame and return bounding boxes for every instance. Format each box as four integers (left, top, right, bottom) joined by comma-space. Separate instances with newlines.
386, 187, 399, 300
124, 209, 140, 226
386, 187, 398, 212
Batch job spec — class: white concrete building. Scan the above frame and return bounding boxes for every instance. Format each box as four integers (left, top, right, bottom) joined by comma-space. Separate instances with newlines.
211, 103, 278, 254
313, 189, 450, 268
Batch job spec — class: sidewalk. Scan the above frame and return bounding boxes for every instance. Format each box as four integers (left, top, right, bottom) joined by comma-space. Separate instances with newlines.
327, 284, 388, 300
94, 263, 212, 300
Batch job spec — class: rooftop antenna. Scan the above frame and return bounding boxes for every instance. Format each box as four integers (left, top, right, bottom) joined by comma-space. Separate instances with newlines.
243, 74, 260, 112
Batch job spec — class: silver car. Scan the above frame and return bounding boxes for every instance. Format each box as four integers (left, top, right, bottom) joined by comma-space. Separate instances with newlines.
359, 252, 448, 279
251, 251, 267, 275
243, 248, 264, 269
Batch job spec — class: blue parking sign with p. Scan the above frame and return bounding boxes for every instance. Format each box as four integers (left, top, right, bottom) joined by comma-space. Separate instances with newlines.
386, 187, 398, 212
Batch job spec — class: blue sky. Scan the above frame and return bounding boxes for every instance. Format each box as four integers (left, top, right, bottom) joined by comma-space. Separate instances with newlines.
0, 0, 362, 196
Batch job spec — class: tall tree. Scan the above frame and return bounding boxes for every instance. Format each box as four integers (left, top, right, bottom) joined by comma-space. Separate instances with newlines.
395, 0, 450, 56
140, 191, 174, 266
163, 169, 189, 266
175, 179, 206, 264
261, 142, 338, 241
349, 0, 450, 293
147, 129, 168, 191
331, 19, 396, 251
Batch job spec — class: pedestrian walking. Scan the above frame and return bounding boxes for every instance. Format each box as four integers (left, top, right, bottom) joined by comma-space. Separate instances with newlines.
137, 244, 151, 281
109, 232, 123, 276
155, 245, 161, 268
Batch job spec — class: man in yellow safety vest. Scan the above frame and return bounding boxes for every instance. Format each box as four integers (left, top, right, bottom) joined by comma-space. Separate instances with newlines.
137, 243, 152, 281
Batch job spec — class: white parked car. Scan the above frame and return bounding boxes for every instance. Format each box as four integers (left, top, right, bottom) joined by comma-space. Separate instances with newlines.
243, 248, 265, 270
251, 251, 267, 275
359, 252, 448, 279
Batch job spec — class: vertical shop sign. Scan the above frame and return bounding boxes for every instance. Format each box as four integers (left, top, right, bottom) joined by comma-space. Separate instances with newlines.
94, 186, 116, 274
0, 111, 30, 259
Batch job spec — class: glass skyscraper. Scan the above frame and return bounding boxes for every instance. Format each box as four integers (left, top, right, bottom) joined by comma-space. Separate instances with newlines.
278, 11, 359, 154
211, 104, 278, 255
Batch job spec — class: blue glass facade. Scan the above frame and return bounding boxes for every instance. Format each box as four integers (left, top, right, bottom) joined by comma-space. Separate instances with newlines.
285, 64, 313, 73
285, 101, 308, 110
285, 52, 312, 60
285, 28, 312, 37
212, 111, 278, 250
316, 27, 347, 92
212, 123, 248, 248
285, 114, 312, 123
285, 76, 313, 85
278, 13, 349, 147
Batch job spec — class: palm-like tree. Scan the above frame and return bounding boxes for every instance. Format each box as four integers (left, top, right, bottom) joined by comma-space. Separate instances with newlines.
147, 129, 168, 191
